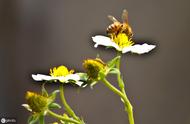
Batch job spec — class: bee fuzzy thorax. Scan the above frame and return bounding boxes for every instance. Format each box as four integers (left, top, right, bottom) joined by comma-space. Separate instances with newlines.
106, 10, 133, 39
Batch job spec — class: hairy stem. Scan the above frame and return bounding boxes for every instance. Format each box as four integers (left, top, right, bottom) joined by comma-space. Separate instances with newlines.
60, 85, 79, 120
47, 110, 80, 124
102, 78, 134, 124
39, 115, 44, 124
116, 52, 126, 95
116, 52, 135, 124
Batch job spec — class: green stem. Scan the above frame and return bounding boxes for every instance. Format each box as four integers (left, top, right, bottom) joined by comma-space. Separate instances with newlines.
102, 78, 134, 124
60, 85, 79, 120
116, 52, 126, 95
47, 109, 80, 124
102, 78, 125, 99
116, 52, 134, 124
39, 115, 44, 124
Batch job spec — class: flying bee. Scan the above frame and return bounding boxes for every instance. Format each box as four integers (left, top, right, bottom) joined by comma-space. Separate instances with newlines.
106, 9, 133, 39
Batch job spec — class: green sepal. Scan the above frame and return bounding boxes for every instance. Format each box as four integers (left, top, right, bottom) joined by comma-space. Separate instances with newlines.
60, 120, 70, 124
80, 119, 85, 124
108, 68, 120, 74
49, 90, 59, 102
41, 84, 49, 97
76, 73, 89, 87
77, 73, 88, 82
28, 114, 39, 124
107, 56, 121, 68
118, 76, 125, 89
60, 114, 71, 124
90, 81, 98, 89
49, 102, 61, 109
99, 70, 106, 80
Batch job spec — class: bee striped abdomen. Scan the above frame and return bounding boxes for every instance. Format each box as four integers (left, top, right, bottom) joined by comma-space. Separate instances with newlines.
121, 24, 133, 38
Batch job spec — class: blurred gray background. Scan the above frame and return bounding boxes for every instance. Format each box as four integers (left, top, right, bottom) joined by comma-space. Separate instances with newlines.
0, 0, 190, 124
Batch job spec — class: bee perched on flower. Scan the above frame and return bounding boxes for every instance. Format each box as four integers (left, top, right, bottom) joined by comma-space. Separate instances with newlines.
32, 65, 83, 86
107, 9, 133, 39
92, 9, 156, 54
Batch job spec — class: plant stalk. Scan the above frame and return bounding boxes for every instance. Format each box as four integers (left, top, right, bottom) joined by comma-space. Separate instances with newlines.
39, 115, 45, 124
60, 85, 79, 120
102, 78, 134, 124
116, 52, 135, 124
47, 109, 80, 124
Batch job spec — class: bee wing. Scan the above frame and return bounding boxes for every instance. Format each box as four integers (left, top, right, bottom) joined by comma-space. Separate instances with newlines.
107, 15, 119, 22
122, 9, 129, 23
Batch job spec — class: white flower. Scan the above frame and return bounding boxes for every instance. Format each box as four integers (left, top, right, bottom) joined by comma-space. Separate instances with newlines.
32, 73, 83, 86
92, 35, 156, 54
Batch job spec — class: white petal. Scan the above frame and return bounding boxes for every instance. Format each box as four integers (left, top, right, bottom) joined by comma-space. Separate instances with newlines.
32, 73, 81, 84
92, 35, 121, 51
75, 81, 84, 87
65, 74, 80, 81
60, 74, 80, 82
22, 104, 32, 112
32, 74, 54, 81
122, 43, 156, 54
22, 104, 29, 108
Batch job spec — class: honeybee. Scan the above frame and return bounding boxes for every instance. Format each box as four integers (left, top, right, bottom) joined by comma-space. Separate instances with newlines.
106, 9, 133, 39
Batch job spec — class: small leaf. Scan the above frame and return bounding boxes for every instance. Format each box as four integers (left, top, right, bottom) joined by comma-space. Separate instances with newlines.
108, 68, 120, 74
107, 56, 121, 68
120, 98, 125, 103
80, 119, 85, 124
77, 73, 88, 82
41, 83, 49, 97
49, 103, 61, 109
49, 90, 59, 102
75, 81, 84, 87
60, 120, 70, 124
99, 70, 106, 79
28, 114, 39, 124
90, 81, 98, 89
60, 114, 71, 124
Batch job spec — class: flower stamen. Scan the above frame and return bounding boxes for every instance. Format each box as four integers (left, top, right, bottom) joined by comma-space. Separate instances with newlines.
111, 33, 134, 48
50, 66, 74, 77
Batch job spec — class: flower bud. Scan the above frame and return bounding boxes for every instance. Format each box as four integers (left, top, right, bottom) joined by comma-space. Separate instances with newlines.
26, 91, 49, 113
83, 58, 106, 80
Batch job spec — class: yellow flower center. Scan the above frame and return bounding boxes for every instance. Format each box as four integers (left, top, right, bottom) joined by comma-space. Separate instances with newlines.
26, 91, 49, 113
111, 33, 134, 48
83, 58, 106, 80
50, 65, 74, 77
